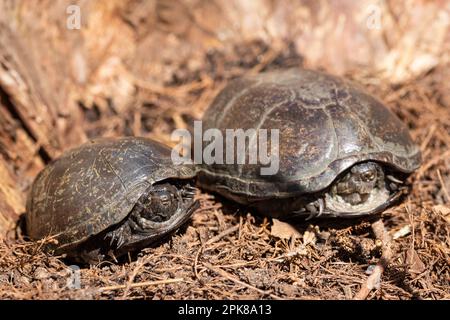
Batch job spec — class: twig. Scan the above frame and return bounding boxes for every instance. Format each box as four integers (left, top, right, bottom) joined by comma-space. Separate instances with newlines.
354, 219, 393, 300
205, 225, 240, 245
437, 169, 450, 202
420, 124, 436, 152
202, 262, 283, 300
99, 278, 184, 292
193, 246, 202, 280
194, 225, 240, 279
133, 76, 209, 95
238, 215, 243, 240
122, 256, 151, 297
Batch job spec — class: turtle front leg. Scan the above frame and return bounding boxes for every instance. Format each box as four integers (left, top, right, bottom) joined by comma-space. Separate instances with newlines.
305, 197, 325, 220
103, 224, 128, 250
292, 197, 325, 220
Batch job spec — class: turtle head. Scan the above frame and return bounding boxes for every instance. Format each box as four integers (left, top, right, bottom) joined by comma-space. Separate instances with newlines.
320, 161, 392, 216
102, 180, 199, 259
138, 184, 185, 222
130, 181, 198, 233
332, 162, 382, 205
291, 161, 404, 219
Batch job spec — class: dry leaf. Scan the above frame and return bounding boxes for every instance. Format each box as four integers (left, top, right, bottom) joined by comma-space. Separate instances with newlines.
270, 219, 301, 240
433, 205, 450, 216
433, 205, 450, 224
406, 248, 426, 275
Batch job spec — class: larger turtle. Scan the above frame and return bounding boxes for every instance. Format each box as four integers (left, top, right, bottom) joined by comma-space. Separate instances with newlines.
26, 137, 198, 263
197, 68, 421, 218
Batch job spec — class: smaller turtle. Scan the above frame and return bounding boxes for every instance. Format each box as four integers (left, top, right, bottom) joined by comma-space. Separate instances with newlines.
26, 137, 199, 263
197, 68, 421, 218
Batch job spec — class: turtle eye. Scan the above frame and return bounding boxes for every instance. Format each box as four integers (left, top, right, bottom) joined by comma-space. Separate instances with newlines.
362, 171, 375, 182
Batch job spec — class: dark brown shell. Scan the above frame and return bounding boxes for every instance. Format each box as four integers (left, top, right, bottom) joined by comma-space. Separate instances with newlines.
197, 68, 421, 202
26, 137, 196, 250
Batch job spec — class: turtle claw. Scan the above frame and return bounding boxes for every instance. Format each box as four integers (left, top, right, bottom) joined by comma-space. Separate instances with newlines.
182, 185, 197, 198
386, 175, 403, 184
305, 211, 316, 221
109, 236, 115, 247
318, 198, 324, 217
291, 207, 306, 219
105, 226, 126, 249
305, 198, 325, 220
104, 232, 115, 247
116, 233, 125, 249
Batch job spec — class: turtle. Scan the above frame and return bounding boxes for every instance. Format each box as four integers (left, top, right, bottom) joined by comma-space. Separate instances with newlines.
26, 137, 199, 264
196, 68, 421, 218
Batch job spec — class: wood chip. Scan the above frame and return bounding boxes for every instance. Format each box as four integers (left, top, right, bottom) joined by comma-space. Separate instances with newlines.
392, 225, 411, 240
303, 229, 317, 246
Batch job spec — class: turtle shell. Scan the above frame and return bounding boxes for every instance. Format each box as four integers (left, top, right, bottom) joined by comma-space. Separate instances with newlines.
197, 68, 421, 202
26, 137, 196, 250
